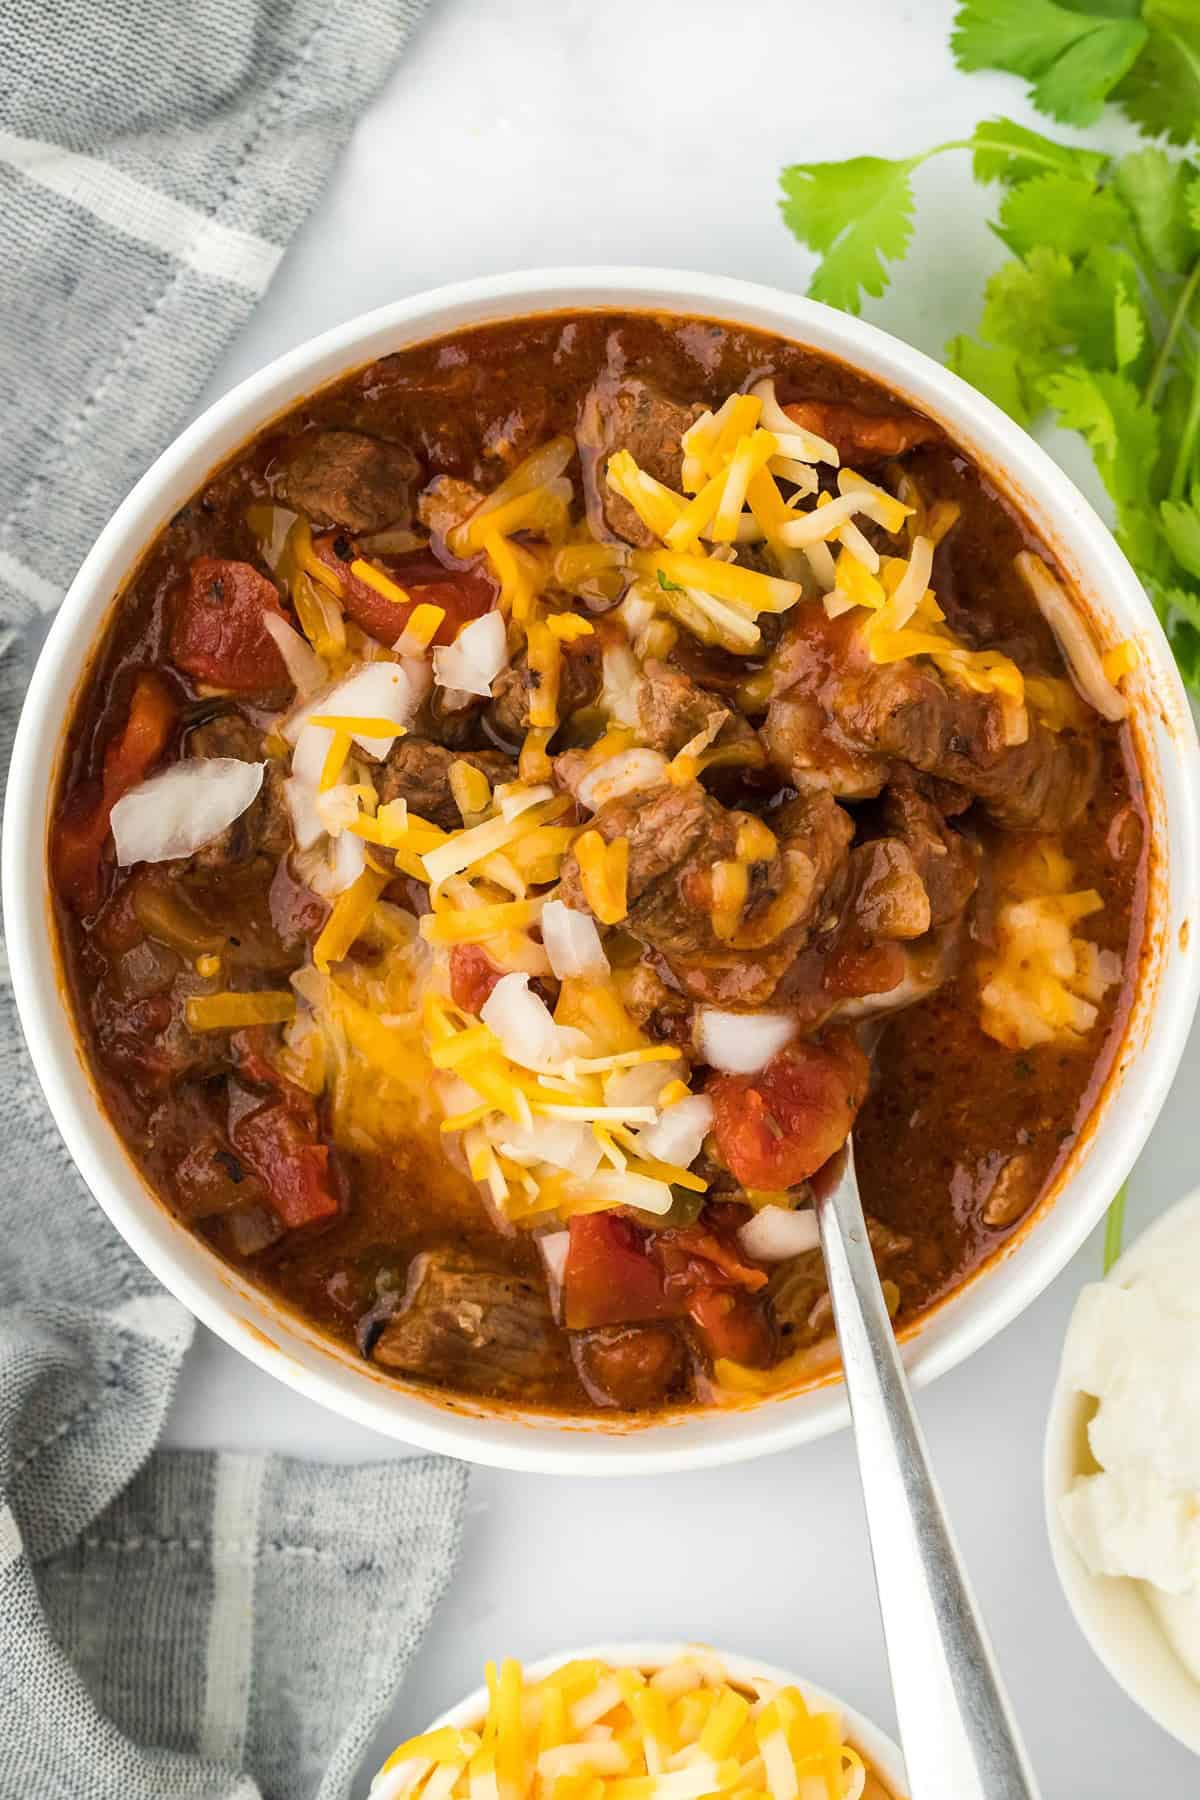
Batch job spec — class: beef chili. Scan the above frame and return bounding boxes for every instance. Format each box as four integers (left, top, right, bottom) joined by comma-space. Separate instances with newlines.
50, 311, 1147, 1415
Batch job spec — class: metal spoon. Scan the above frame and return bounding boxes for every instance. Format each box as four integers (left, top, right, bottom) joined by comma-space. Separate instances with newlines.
812, 1140, 1041, 1800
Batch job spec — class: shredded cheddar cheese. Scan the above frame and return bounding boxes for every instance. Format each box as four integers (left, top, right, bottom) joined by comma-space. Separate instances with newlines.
979, 843, 1122, 1050
313, 865, 391, 971
574, 831, 629, 925
371, 1651, 869, 1800
394, 603, 446, 653
185, 991, 296, 1031
525, 620, 563, 730
449, 759, 492, 822
349, 559, 411, 608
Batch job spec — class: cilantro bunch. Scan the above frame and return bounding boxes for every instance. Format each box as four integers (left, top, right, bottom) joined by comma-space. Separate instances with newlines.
952, 0, 1200, 142
780, 119, 1200, 695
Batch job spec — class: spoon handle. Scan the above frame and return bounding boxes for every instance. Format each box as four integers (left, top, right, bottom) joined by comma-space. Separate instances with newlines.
814, 1144, 1041, 1800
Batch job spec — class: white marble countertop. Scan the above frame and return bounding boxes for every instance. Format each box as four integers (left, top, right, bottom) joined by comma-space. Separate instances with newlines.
164, 0, 1200, 1790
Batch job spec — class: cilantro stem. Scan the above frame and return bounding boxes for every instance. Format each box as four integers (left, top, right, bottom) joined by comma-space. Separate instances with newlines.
1103, 1182, 1127, 1274
1170, 342, 1200, 501
1147, 259, 1200, 408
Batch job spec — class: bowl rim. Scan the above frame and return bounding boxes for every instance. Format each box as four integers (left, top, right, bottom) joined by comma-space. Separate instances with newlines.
1044, 1184, 1200, 1755
418, 1640, 907, 1796
5, 263, 1199, 1474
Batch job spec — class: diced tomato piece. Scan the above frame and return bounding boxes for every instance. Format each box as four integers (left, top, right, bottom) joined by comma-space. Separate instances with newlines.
449, 944, 504, 1014
231, 1098, 339, 1230
563, 1214, 672, 1330
312, 535, 496, 647
52, 671, 177, 914
656, 1226, 768, 1297
706, 1032, 869, 1190
686, 1288, 776, 1367
169, 556, 289, 691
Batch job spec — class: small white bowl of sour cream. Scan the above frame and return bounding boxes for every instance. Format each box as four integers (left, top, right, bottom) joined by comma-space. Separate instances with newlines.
1046, 1184, 1200, 1754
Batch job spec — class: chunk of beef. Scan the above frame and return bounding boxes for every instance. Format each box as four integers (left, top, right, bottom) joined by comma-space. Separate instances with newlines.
578, 373, 702, 547
636, 659, 758, 758
185, 713, 291, 870
371, 1250, 569, 1402
488, 636, 602, 742
761, 691, 888, 799
783, 400, 941, 463
278, 430, 418, 534
613, 961, 692, 1044
844, 839, 932, 941
559, 781, 853, 1006
880, 778, 978, 930
374, 738, 513, 831
571, 1323, 687, 1410
835, 649, 1097, 831
770, 609, 1097, 831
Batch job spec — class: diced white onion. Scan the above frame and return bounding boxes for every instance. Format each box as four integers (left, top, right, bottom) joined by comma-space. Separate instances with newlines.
696, 1008, 797, 1073
497, 1119, 602, 1178
636, 1094, 713, 1169
432, 610, 508, 698
541, 900, 610, 981
281, 660, 422, 755
738, 1204, 820, 1262
438, 1073, 487, 1117
315, 782, 370, 835
579, 1171, 675, 1215
326, 826, 367, 894
604, 1059, 685, 1108
481, 972, 568, 1071
576, 747, 670, 811
329, 662, 425, 755
290, 721, 330, 789
111, 758, 264, 866
537, 1229, 571, 1318
600, 641, 645, 727
284, 778, 324, 850
261, 611, 327, 695
1016, 550, 1127, 722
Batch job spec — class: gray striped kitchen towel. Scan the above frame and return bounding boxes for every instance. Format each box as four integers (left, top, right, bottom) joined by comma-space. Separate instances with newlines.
0, 3, 471, 1798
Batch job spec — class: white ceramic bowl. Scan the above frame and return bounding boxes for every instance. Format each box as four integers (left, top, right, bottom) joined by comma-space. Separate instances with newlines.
5, 268, 1199, 1474
407, 1642, 906, 1798
1045, 1186, 1200, 1754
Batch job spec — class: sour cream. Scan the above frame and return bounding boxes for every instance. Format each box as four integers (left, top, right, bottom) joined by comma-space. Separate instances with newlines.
1060, 1231, 1200, 1683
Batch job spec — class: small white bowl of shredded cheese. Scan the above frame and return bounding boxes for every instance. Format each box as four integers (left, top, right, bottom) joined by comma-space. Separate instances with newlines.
373, 1643, 907, 1800
1046, 1185, 1200, 1753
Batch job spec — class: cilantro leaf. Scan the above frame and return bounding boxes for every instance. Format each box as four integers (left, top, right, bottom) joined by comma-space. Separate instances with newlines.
1068, 244, 1150, 371
968, 118, 1108, 187
779, 155, 922, 314
979, 245, 1076, 355
1160, 580, 1200, 633
945, 335, 1033, 423
1116, 502, 1174, 584
1040, 365, 1161, 509
1161, 491, 1200, 577
1113, 279, 1146, 369
952, 0, 1147, 126
1114, 147, 1200, 272
993, 170, 1132, 257
1153, 586, 1200, 689
1115, 2, 1200, 146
